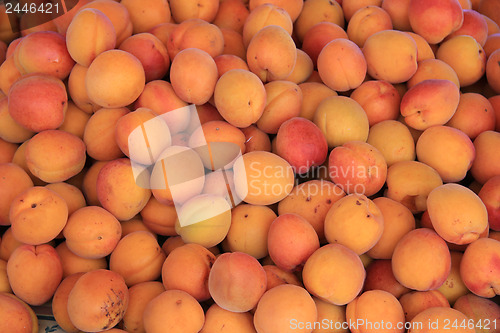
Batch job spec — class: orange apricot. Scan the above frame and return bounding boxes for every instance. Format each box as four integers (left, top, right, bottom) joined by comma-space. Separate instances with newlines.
399, 290, 450, 322
294, 0, 345, 42
10, 186, 68, 245
347, 5, 393, 48
120, 0, 171, 33
51, 272, 85, 333
470, 130, 500, 184
86, 49, 146, 108
298, 82, 337, 121
213, 0, 249, 34
407, 58, 460, 89
110, 230, 166, 286
7, 244, 63, 306
67, 63, 100, 114
63, 206, 122, 259
392, 228, 451, 291
242, 3, 293, 47
301, 22, 348, 67
55, 242, 107, 279
0, 163, 33, 226
169, 0, 218, 23
214, 69, 266, 128
201, 303, 257, 333
121, 281, 165, 333
317, 39, 367, 92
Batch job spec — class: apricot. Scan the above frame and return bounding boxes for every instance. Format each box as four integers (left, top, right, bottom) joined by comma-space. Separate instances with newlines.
221, 28, 247, 59
249, 0, 303, 22
13, 31, 74, 79
149, 145, 205, 206
301, 22, 348, 67
208, 251, 267, 312
225, 204, 276, 259
0, 292, 37, 333
213, 0, 249, 34
148, 22, 177, 48
174, 194, 232, 248
303, 243, 365, 305
328, 141, 388, 197
267, 213, 320, 272
0, 55, 22, 96
42, 182, 84, 217
232, 151, 295, 205
201, 303, 257, 333
83, 107, 128, 161
483, 33, 500, 58
437, 251, 469, 304
119, 32, 170, 82
7, 244, 62, 306
350, 80, 401, 127
285, 49, 314, 84
55, 242, 107, 279
363, 259, 410, 298
120, 0, 171, 33
8, 74, 67, 133
367, 197, 415, 259
241, 125, 272, 153
51, 272, 85, 333
63, 206, 121, 259
81, 160, 106, 206
0, 163, 33, 226
66, 8, 116, 67
382, 0, 412, 31
362, 29, 418, 83
259, 81, 304, 135
161, 243, 214, 301
9, 186, 67, 245
214, 54, 249, 77
109, 231, 164, 286
486, 48, 500, 93
167, 19, 224, 59
122, 281, 165, 333
405, 31, 436, 62
134, 80, 190, 134
367, 120, 416, 166
453, 293, 500, 332
57, 102, 91, 140
408, 307, 475, 333
79, 0, 133, 45
417, 126, 475, 183
254, 284, 317, 333
0, 228, 23, 261
246, 25, 297, 82
115, 108, 171, 166
169, 0, 218, 23
346, 290, 406, 333
140, 196, 177, 236
347, 6, 393, 48
317, 39, 367, 92
408, 0, 464, 44
97, 158, 152, 221
278, 180, 345, 240
470, 130, 500, 184
86, 49, 146, 108
275, 117, 328, 174
0, 95, 33, 144
460, 237, 500, 297
263, 264, 302, 291
446, 9, 489, 46
242, 4, 292, 47
294, 0, 345, 42
25, 130, 86, 183
0, 137, 17, 163
298, 82, 337, 121
406, 54, 460, 88
478, 175, 500, 231
436, 35, 486, 87
67, 269, 129, 332
324, 194, 384, 255
401, 79, 461, 131
170, 48, 218, 105
67, 63, 100, 114
392, 228, 451, 291
399, 290, 450, 322
314, 96, 369, 148
143, 290, 204, 333
213, 70, 265, 128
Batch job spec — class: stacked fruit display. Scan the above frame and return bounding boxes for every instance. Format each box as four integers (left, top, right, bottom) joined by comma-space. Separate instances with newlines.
0, 0, 500, 332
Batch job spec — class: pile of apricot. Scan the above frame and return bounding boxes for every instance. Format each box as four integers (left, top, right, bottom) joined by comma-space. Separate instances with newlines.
0, 0, 500, 332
